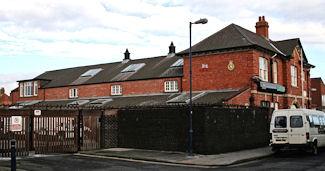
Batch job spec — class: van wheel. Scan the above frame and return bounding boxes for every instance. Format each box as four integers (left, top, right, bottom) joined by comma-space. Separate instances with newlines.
311, 143, 318, 155
272, 147, 281, 154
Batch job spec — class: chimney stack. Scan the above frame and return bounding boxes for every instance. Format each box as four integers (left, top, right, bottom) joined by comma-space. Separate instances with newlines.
124, 49, 130, 61
255, 16, 269, 39
0, 87, 4, 95
167, 42, 176, 57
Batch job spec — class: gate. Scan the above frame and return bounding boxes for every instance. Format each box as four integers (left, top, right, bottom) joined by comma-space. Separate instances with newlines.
0, 110, 30, 157
80, 110, 101, 151
33, 110, 79, 154
0, 109, 101, 156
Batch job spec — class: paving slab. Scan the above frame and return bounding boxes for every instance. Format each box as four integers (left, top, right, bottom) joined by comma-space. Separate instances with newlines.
79, 146, 274, 166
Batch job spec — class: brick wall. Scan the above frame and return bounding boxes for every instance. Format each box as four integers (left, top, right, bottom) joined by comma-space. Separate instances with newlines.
11, 77, 182, 103
182, 50, 255, 91
311, 78, 325, 107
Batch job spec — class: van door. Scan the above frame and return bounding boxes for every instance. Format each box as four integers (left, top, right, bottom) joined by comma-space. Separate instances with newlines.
288, 112, 306, 144
273, 114, 289, 144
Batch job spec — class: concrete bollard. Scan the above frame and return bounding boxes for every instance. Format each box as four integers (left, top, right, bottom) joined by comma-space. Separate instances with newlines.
10, 139, 16, 171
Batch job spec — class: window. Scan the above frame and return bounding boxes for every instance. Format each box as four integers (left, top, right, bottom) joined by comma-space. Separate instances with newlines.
34, 81, 38, 96
291, 65, 297, 87
273, 61, 277, 83
20, 83, 23, 97
121, 63, 145, 73
111, 85, 122, 95
260, 101, 269, 108
170, 59, 184, 68
303, 90, 307, 97
81, 68, 102, 77
275, 116, 287, 128
164, 81, 178, 92
259, 57, 268, 81
290, 116, 303, 128
322, 95, 325, 106
313, 116, 320, 127
24, 82, 33, 97
69, 88, 78, 98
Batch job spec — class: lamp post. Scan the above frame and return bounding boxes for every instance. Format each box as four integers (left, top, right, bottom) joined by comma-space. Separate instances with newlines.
189, 18, 208, 156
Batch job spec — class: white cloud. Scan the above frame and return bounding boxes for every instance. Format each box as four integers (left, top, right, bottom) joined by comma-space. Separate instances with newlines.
0, 0, 324, 94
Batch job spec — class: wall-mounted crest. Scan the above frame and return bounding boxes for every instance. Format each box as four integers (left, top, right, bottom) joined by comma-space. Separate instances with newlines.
228, 60, 235, 71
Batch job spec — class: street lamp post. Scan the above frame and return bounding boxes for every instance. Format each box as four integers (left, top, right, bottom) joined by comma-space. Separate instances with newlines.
189, 18, 208, 156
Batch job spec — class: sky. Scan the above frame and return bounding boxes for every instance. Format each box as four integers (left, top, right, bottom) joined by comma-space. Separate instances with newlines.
0, 0, 324, 94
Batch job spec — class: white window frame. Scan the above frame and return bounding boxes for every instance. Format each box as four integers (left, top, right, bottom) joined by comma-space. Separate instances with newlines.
34, 81, 38, 96
164, 80, 178, 92
273, 61, 277, 84
23, 82, 33, 97
259, 57, 268, 81
322, 95, 325, 106
111, 85, 122, 95
303, 90, 307, 97
69, 88, 78, 98
291, 65, 298, 87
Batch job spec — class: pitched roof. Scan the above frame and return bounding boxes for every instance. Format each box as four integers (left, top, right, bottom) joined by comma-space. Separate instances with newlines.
12, 89, 241, 108
33, 56, 183, 88
178, 24, 285, 55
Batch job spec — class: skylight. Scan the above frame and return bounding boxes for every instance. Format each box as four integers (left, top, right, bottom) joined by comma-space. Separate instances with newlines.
170, 59, 184, 68
90, 99, 112, 106
81, 68, 103, 77
121, 63, 146, 73
68, 100, 89, 106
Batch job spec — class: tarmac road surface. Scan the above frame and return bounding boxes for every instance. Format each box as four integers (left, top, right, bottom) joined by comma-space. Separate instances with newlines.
0, 149, 325, 170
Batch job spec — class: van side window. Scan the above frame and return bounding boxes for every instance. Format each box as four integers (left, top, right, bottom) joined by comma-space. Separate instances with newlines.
313, 116, 320, 128
290, 116, 303, 128
275, 116, 287, 128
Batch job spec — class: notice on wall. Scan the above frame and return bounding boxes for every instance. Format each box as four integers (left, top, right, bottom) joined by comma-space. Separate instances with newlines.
11, 116, 22, 132
34, 110, 41, 116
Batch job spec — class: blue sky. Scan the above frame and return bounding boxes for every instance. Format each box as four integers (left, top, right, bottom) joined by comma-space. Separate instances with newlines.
0, 0, 324, 94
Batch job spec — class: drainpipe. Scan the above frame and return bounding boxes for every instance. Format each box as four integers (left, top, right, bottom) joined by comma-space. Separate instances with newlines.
270, 54, 277, 108
300, 49, 304, 108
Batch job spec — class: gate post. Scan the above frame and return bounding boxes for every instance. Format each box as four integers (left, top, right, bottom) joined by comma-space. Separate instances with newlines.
77, 110, 83, 151
10, 139, 16, 171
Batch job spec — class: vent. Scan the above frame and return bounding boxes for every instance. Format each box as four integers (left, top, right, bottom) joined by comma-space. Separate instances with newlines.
121, 63, 145, 73
81, 68, 103, 77
170, 59, 183, 68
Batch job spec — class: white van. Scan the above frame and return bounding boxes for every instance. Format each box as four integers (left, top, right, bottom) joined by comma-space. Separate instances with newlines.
270, 109, 325, 155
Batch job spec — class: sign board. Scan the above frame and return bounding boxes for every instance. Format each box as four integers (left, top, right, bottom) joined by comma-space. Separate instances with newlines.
11, 116, 22, 132
34, 110, 41, 116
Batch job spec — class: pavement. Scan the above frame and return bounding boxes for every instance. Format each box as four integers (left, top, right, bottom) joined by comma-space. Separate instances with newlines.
77, 146, 274, 167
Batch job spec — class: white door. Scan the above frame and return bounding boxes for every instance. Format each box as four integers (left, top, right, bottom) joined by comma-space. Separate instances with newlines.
288, 112, 306, 144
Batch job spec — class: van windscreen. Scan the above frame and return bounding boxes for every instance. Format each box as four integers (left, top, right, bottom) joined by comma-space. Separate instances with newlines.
275, 116, 287, 128
290, 116, 303, 128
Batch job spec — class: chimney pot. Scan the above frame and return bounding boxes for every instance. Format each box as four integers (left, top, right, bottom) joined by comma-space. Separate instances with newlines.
259, 16, 261, 21
262, 16, 265, 21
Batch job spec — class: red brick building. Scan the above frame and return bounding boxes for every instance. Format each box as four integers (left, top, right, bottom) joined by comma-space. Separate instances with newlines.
311, 78, 325, 111
0, 88, 11, 107
9, 16, 314, 109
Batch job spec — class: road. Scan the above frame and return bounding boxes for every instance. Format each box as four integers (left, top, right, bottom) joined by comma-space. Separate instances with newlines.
0, 150, 325, 171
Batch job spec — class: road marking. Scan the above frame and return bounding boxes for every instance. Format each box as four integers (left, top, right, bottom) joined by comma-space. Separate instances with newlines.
74, 153, 218, 169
